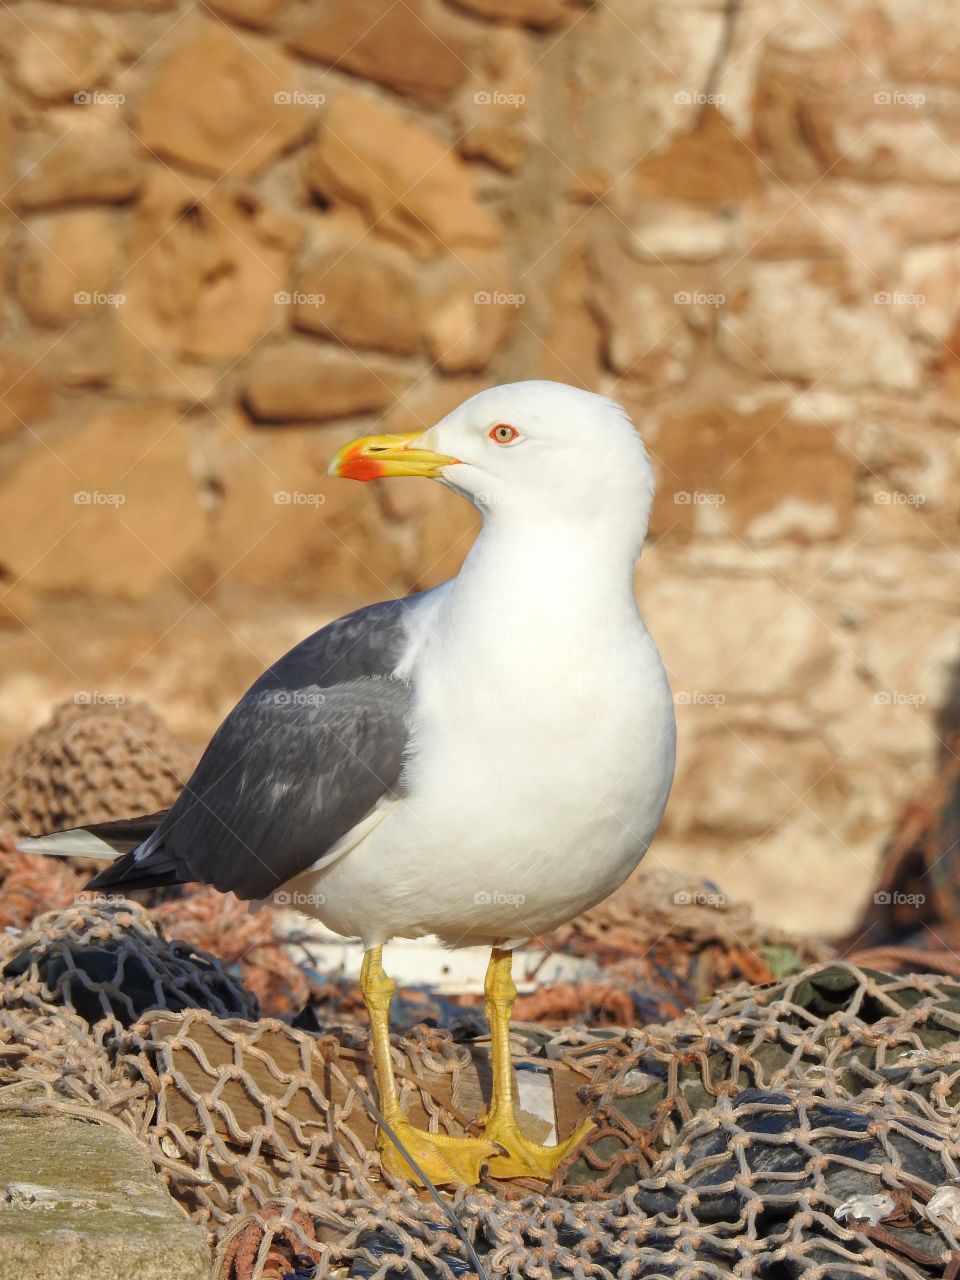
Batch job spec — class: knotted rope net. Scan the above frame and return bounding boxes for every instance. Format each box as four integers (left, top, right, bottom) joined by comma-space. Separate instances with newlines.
3, 900, 960, 1280
0, 698, 194, 836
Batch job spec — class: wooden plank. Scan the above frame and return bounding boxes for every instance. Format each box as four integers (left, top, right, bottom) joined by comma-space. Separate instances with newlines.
141, 1013, 590, 1172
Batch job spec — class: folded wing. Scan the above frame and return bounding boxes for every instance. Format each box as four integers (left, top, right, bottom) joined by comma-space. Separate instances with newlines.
82, 595, 421, 899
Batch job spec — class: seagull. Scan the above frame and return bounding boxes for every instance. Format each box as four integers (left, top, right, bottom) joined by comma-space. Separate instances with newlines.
19, 380, 676, 1186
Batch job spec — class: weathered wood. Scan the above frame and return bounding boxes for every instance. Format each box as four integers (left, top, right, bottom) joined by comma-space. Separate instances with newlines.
143, 1013, 590, 1172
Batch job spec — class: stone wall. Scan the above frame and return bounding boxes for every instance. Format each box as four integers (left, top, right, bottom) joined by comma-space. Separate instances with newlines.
1, 0, 959, 933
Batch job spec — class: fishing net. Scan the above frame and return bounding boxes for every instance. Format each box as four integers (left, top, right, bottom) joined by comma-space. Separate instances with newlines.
2, 900, 960, 1280
0, 697, 194, 836
532, 868, 828, 1019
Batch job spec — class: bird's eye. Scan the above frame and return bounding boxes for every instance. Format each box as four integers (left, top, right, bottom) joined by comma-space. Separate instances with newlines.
489, 423, 519, 445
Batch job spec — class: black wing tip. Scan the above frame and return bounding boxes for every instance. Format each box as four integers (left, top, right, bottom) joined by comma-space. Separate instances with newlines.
85, 848, 184, 893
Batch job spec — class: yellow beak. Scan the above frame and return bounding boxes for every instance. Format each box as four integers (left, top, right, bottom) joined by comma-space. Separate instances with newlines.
327, 432, 461, 482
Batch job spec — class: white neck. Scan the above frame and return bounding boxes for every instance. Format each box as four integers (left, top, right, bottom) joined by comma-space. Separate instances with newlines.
449, 511, 646, 635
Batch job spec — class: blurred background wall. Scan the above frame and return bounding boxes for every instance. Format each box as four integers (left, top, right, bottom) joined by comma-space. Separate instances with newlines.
1, 0, 958, 935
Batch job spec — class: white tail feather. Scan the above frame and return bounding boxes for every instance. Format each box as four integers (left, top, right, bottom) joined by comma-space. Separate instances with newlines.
16, 830, 124, 860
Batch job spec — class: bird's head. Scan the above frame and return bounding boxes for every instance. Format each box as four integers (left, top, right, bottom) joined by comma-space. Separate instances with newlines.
329, 380, 655, 546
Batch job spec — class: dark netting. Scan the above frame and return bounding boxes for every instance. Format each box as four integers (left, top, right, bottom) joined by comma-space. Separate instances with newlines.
1, 900, 259, 1026
564, 963, 960, 1193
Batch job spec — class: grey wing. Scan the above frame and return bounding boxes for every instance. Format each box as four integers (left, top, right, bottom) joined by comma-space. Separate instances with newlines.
91, 594, 424, 900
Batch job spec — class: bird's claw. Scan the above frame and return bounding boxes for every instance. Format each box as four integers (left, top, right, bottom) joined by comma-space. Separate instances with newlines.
479, 1113, 595, 1181
378, 1117, 501, 1187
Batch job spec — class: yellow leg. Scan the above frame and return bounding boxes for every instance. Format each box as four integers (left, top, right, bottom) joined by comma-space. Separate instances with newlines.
479, 948, 595, 1180
361, 946, 499, 1186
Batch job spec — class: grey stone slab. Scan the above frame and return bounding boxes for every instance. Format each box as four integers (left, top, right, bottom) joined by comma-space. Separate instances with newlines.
0, 1112, 209, 1280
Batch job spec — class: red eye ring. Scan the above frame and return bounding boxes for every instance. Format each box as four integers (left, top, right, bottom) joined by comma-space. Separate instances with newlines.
489, 423, 519, 445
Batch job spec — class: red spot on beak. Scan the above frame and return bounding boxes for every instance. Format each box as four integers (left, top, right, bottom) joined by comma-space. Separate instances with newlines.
341, 457, 386, 482
336, 441, 387, 482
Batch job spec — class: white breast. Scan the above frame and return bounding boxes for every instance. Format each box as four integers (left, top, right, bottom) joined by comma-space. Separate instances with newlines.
308, 533, 676, 949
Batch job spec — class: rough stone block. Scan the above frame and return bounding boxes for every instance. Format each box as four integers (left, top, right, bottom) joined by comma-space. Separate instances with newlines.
0, 1111, 209, 1280
289, 0, 471, 104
